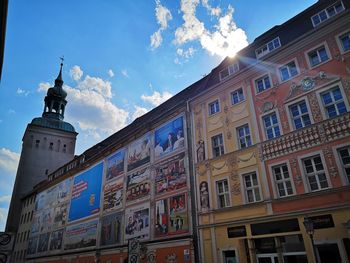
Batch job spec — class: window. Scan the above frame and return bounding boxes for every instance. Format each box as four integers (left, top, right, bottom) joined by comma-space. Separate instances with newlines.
263, 113, 281, 139
216, 179, 230, 208
35, 140, 40, 147
307, 45, 329, 67
311, 1, 344, 27
302, 155, 329, 191
243, 172, 261, 203
236, 124, 252, 149
212, 134, 224, 157
279, 61, 298, 81
220, 62, 239, 80
289, 100, 311, 129
256, 37, 281, 58
321, 86, 347, 118
339, 31, 350, 52
209, 100, 220, 115
338, 147, 350, 183
231, 88, 245, 105
255, 75, 271, 93
272, 164, 294, 197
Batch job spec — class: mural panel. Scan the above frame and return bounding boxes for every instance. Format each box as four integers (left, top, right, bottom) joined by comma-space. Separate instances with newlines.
106, 149, 125, 181
127, 134, 151, 171
100, 212, 123, 247
169, 194, 189, 235
124, 203, 150, 241
64, 219, 98, 250
37, 232, 50, 253
103, 176, 124, 212
49, 229, 64, 251
155, 199, 168, 237
126, 167, 150, 202
27, 235, 39, 255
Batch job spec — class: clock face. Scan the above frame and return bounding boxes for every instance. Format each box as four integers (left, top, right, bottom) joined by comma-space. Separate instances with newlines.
301, 77, 315, 91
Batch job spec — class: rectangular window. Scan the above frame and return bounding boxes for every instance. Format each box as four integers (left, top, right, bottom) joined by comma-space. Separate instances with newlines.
338, 147, 350, 183
272, 164, 294, 197
212, 134, 224, 157
321, 86, 347, 118
289, 100, 311, 129
303, 155, 329, 191
311, 1, 344, 27
219, 62, 239, 80
263, 113, 281, 139
256, 37, 281, 58
339, 31, 350, 52
216, 179, 230, 208
231, 88, 245, 105
243, 172, 261, 203
209, 100, 220, 115
279, 61, 298, 81
308, 46, 329, 67
237, 124, 252, 149
255, 75, 271, 93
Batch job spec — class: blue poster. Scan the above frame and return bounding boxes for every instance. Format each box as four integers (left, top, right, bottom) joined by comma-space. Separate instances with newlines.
68, 162, 103, 221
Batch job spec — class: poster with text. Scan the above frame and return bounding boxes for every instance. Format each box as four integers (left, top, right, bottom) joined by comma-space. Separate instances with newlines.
126, 167, 150, 202
100, 212, 123, 247
106, 149, 125, 181
169, 194, 189, 235
155, 153, 187, 195
28, 235, 39, 255
64, 219, 98, 250
124, 203, 150, 241
49, 229, 64, 251
103, 177, 124, 212
154, 116, 185, 159
155, 199, 168, 237
37, 232, 50, 253
68, 162, 103, 221
127, 134, 151, 171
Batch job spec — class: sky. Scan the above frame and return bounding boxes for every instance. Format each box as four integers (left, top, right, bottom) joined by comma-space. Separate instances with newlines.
0, 0, 317, 230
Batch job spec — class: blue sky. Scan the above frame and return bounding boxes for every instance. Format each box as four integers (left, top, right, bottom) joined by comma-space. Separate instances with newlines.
0, 0, 316, 230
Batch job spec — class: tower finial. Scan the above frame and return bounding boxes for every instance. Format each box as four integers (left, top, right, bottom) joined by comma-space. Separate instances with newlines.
56, 56, 64, 83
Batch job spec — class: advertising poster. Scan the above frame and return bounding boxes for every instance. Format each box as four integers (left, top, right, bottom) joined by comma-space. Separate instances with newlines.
126, 168, 150, 202
103, 176, 124, 212
28, 235, 39, 255
64, 219, 98, 250
155, 199, 168, 237
154, 116, 185, 159
35, 191, 46, 211
40, 208, 54, 233
31, 212, 41, 234
106, 149, 125, 181
127, 134, 151, 171
37, 232, 50, 253
124, 203, 150, 241
169, 194, 189, 234
53, 203, 68, 229
155, 153, 187, 195
68, 162, 103, 222
100, 212, 123, 246
49, 229, 64, 251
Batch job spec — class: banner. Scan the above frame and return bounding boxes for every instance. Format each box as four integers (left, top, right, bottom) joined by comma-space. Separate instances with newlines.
49, 229, 64, 251
106, 149, 125, 181
126, 167, 150, 202
68, 162, 103, 221
103, 176, 124, 212
64, 219, 98, 250
155, 199, 168, 237
124, 203, 150, 241
169, 194, 189, 234
127, 134, 151, 171
155, 153, 187, 195
37, 232, 50, 253
100, 212, 123, 246
27, 235, 39, 255
154, 116, 185, 159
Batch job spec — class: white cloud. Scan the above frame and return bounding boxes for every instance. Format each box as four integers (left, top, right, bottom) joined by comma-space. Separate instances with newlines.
202, 0, 221, 16
132, 106, 149, 120
150, 0, 173, 49
37, 82, 50, 92
70, 65, 84, 81
141, 91, 173, 107
0, 207, 8, 231
177, 47, 196, 58
108, 69, 114, 78
121, 69, 129, 78
16, 88, 30, 96
0, 148, 20, 173
0, 195, 11, 203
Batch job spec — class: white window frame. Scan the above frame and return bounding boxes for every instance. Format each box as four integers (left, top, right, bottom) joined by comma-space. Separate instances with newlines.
287, 99, 312, 130
236, 124, 252, 149
208, 99, 220, 116
211, 133, 225, 158
254, 73, 272, 94
319, 85, 348, 119
260, 110, 282, 140
336, 30, 350, 54
311, 1, 345, 27
278, 59, 299, 82
220, 62, 240, 81
216, 178, 231, 208
271, 162, 295, 198
231, 87, 245, 105
241, 171, 262, 203
305, 42, 331, 68
255, 37, 281, 59
337, 146, 350, 184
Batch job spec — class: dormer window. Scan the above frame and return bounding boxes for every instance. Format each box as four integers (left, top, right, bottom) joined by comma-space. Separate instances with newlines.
219, 62, 239, 80
311, 1, 344, 27
255, 37, 281, 59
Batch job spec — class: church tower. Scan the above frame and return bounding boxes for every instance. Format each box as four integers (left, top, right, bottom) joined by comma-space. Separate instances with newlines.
6, 61, 78, 232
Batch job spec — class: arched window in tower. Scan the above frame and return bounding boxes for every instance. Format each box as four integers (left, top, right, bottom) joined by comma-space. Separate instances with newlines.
49, 142, 53, 150
63, 144, 67, 153
35, 140, 40, 148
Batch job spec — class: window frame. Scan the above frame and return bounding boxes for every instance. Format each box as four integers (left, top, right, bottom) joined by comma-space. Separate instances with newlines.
231, 87, 245, 105
255, 37, 281, 59
261, 110, 282, 140
215, 178, 231, 208
270, 162, 295, 198
241, 171, 262, 204
278, 59, 300, 82
305, 43, 331, 68
336, 29, 350, 54
311, 1, 345, 27
318, 85, 348, 119
254, 73, 273, 94
337, 146, 350, 184
211, 133, 225, 158
236, 123, 252, 149
219, 62, 240, 81
208, 99, 221, 116
287, 99, 313, 130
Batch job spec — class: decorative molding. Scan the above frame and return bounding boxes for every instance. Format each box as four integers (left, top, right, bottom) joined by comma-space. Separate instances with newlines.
255, 87, 277, 102
308, 92, 323, 123
259, 101, 276, 113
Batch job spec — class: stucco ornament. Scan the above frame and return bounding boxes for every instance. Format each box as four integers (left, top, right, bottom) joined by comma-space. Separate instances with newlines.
301, 77, 315, 91
199, 181, 210, 209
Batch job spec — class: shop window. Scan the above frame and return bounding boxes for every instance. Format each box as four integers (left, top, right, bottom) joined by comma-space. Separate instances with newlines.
338, 146, 350, 183
320, 86, 348, 118
289, 100, 311, 129
307, 45, 329, 67
209, 99, 220, 115
231, 88, 245, 105
211, 134, 224, 157
216, 179, 230, 208
279, 60, 299, 81
236, 124, 252, 149
255, 74, 271, 93
262, 112, 281, 139
272, 164, 294, 197
243, 172, 261, 203
302, 155, 329, 191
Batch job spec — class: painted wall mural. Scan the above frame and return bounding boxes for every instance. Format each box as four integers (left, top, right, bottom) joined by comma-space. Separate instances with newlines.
155, 116, 185, 159
127, 134, 151, 171
169, 194, 188, 234
103, 176, 124, 212
155, 199, 168, 237
100, 212, 123, 247
106, 149, 125, 181
68, 162, 103, 222
126, 167, 151, 202
64, 219, 98, 250
124, 203, 150, 241
49, 229, 64, 251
